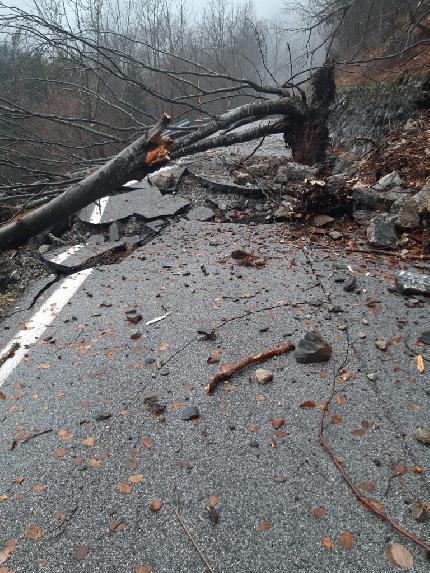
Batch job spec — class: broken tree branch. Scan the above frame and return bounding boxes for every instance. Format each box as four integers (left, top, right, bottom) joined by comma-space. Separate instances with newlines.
0, 115, 171, 250
205, 342, 295, 394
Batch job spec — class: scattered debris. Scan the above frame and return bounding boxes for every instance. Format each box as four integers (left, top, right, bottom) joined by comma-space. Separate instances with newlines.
146, 312, 171, 326
409, 503, 429, 523
0, 342, 20, 368
126, 311, 143, 324
367, 216, 397, 248
385, 542, 413, 570
187, 206, 214, 222
180, 406, 200, 421
294, 332, 332, 364
343, 275, 357, 292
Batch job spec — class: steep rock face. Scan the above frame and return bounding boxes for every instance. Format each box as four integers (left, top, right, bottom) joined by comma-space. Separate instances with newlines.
329, 72, 430, 152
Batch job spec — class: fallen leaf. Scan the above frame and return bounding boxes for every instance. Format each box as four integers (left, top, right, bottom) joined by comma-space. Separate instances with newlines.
116, 482, 132, 494
38, 363, 51, 369
159, 341, 170, 351
82, 437, 95, 447
271, 419, 285, 429
300, 400, 316, 408
331, 415, 342, 425
135, 566, 152, 573
0, 496, 8, 503
351, 428, 366, 437
0, 539, 16, 566
338, 531, 354, 549
15, 476, 24, 485
24, 525, 43, 540
416, 355, 424, 374
74, 544, 90, 561
312, 506, 325, 519
52, 511, 64, 521
108, 520, 126, 533
321, 537, 333, 549
141, 438, 152, 448
148, 499, 162, 513
53, 447, 66, 458
335, 395, 347, 405
88, 458, 101, 468
357, 481, 375, 492
386, 542, 413, 570
411, 465, 423, 474
208, 495, 219, 507
128, 474, 144, 484
57, 429, 72, 440
256, 520, 272, 532
32, 484, 45, 493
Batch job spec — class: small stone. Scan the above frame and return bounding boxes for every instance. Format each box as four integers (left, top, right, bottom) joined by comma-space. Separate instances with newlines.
415, 427, 430, 445
187, 206, 214, 222
418, 331, 430, 345
367, 373, 377, 381
375, 338, 389, 351
294, 332, 332, 364
255, 368, 273, 385
109, 222, 120, 242
126, 312, 142, 324
197, 325, 216, 340
343, 275, 357, 292
130, 330, 142, 340
181, 406, 200, 421
356, 331, 366, 339
313, 215, 334, 227
95, 412, 112, 421
329, 231, 343, 240
376, 171, 403, 189
338, 324, 348, 331
259, 325, 270, 333
367, 216, 397, 248
330, 306, 343, 314
362, 319, 369, 325
395, 270, 430, 295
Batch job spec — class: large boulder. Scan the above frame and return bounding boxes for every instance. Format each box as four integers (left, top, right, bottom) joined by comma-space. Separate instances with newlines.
413, 179, 430, 216
390, 196, 420, 229
367, 216, 397, 247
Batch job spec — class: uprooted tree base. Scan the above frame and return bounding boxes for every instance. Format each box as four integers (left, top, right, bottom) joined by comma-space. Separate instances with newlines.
0, 65, 336, 251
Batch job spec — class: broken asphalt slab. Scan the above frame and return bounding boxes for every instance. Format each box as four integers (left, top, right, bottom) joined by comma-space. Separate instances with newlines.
78, 180, 190, 225
0, 221, 429, 573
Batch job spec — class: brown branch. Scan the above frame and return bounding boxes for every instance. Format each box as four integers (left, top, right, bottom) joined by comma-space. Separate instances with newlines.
319, 333, 430, 555
205, 342, 295, 395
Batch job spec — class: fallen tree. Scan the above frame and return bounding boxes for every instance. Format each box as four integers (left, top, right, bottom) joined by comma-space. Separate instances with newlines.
0, 76, 335, 250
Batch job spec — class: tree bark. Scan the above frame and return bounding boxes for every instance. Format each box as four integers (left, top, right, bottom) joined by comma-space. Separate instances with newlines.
284, 65, 336, 165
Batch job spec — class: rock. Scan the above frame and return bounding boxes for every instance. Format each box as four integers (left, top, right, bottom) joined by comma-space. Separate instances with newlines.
187, 206, 214, 222
197, 325, 216, 340
375, 338, 388, 351
313, 215, 334, 227
275, 162, 317, 183
181, 406, 200, 421
376, 171, 403, 189
367, 216, 397, 248
126, 312, 142, 324
391, 197, 420, 229
109, 222, 120, 242
329, 231, 343, 240
413, 179, 430, 216
255, 368, 273, 384
418, 331, 430, 345
295, 332, 332, 364
343, 275, 357, 292
353, 188, 402, 214
38, 244, 51, 255
0, 254, 16, 291
95, 412, 112, 421
130, 330, 142, 340
332, 151, 358, 175
367, 373, 377, 381
395, 270, 430, 295
415, 427, 430, 445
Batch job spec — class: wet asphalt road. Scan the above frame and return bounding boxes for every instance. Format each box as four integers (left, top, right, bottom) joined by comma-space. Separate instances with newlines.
0, 220, 429, 572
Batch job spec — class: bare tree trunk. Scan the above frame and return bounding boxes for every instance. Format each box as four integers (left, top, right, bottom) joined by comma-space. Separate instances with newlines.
284, 65, 336, 164
0, 115, 171, 250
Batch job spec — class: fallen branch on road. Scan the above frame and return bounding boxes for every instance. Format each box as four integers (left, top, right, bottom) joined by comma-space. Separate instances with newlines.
205, 342, 295, 394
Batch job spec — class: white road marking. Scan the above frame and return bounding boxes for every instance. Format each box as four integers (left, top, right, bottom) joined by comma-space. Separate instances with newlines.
0, 169, 178, 384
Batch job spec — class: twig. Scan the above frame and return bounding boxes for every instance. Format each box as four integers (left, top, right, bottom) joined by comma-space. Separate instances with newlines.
206, 342, 295, 394
174, 493, 216, 573
319, 331, 430, 555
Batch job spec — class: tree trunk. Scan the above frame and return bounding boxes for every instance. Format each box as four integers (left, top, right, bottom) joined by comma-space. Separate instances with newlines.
0, 115, 172, 251
284, 65, 336, 165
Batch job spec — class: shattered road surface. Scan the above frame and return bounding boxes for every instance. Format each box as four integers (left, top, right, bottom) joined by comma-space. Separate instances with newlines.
0, 221, 429, 572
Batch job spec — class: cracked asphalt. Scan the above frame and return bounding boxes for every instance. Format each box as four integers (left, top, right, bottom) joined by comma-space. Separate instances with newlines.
0, 219, 429, 572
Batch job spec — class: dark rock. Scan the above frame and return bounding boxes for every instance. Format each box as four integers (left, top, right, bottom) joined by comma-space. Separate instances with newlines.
197, 325, 216, 340
181, 406, 200, 421
353, 188, 401, 213
95, 412, 112, 421
395, 270, 430, 295
126, 312, 142, 324
391, 197, 420, 229
187, 206, 214, 222
343, 275, 358, 292
295, 332, 332, 364
130, 330, 142, 340
332, 151, 358, 176
313, 215, 334, 227
367, 216, 397, 248
418, 331, 430, 345
376, 171, 403, 189
413, 179, 430, 216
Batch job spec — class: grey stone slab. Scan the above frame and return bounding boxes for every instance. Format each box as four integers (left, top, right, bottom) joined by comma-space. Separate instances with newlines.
186, 206, 214, 221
